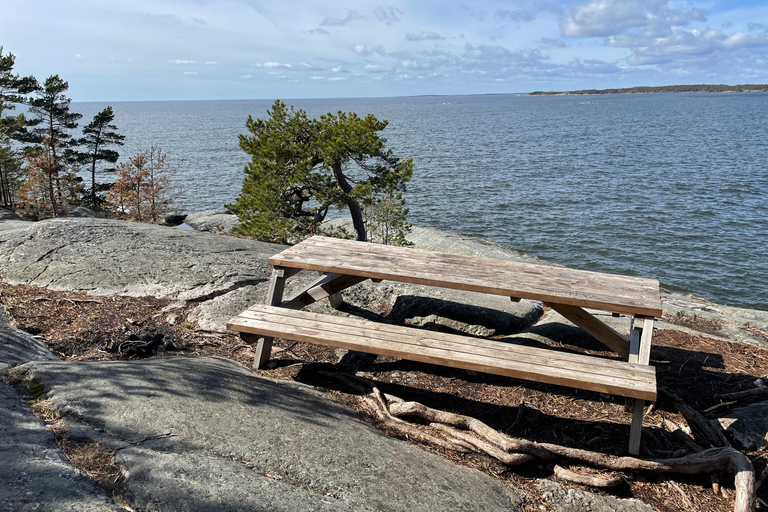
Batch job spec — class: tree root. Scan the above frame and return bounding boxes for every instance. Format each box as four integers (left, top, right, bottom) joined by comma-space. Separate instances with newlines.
553, 465, 622, 488
351, 378, 755, 512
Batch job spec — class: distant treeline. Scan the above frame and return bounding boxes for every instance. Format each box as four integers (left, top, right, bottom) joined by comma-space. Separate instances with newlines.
527, 84, 768, 96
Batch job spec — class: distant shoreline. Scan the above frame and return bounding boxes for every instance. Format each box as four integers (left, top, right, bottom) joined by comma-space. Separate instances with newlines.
522, 84, 768, 97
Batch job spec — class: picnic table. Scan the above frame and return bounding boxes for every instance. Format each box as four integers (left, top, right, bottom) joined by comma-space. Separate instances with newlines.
228, 235, 662, 454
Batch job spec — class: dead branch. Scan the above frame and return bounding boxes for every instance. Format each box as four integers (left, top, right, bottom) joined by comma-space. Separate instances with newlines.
430, 423, 535, 466
718, 387, 768, 402
553, 465, 622, 488
660, 388, 731, 448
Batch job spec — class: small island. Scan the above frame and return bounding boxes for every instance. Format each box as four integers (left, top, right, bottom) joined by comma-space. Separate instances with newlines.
525, 83, 768, 96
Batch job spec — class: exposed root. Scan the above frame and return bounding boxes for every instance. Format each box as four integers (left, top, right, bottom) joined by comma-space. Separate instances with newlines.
352, 377, 755, 512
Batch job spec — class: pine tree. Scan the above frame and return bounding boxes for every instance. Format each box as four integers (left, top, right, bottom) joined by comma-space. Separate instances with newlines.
75, 106, 125, 208
0, 47, 35, 206
230, 100, 413, 244
25, 75, 82, 214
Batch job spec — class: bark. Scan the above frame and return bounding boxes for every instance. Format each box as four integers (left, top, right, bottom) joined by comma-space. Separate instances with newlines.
553, 465, 622, 488
331, 160, 366, 241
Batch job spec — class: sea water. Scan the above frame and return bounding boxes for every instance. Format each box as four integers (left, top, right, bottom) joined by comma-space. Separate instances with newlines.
72, 93, 768, 311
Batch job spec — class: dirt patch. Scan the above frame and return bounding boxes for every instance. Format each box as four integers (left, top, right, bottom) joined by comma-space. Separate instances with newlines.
3, 280, 768, 512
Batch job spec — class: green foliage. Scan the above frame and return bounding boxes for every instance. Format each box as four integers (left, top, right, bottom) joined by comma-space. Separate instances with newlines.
22, 75, 83, 215
0, 47, 35, 141
75, 106, 125, 209
0, 140, 24, 206
0, 47, 35, 207
229, 100, 413, 244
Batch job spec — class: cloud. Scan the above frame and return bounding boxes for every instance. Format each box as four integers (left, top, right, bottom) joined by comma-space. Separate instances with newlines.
540, 37, 567, 48
308, 28, 330, 35
406, 31, 444, 41
259, 61, 292, 69
375, 6, 403, 25
567, 58, 621, 74
75, 53, 82, 58
561, 0, 706, 39
241, 74, 252, 79
205, 61, 217, 65
461, 44, 552, 74
626, 28, 767, 66
183, 71, 197, 75
169, 59, 197, 65
495, 8, 535, 23
320, 9, 363, 27
352, 44, 386, 56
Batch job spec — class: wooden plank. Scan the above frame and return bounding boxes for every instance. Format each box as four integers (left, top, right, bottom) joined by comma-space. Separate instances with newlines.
268, 236, 663, 317
628, 319, 641, 365
227, 306, 656, 400
279, 273, 368, 310
234, 306, 654, 383
638, 318, 654, 366
628, 399, 645, 455
250, 268, 289, 369
546, 303, 630, 359
272, 248, 660, 308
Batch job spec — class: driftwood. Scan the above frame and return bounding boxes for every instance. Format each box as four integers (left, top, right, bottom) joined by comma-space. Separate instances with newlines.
309, 370, 754, 512
553, 465, 622, 488
659, 388, 731, 449
369, 387, 754, 512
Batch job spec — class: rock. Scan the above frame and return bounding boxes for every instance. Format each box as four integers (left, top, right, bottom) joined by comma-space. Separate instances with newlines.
163, 213, 187, 226
0, 219, 33, 231
185, 209, 239, 233
719, 400, 768, 451
0, 206, 21, 220
537, 479, 656, 512
0, 382, 122, 511
0, 217, 284, 301
63, 205, 97, 218
19, 356, 524, 512
0, 304, 57, 370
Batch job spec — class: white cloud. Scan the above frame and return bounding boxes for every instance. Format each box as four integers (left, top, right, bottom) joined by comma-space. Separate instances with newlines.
241, 74, 252, 79
561, 0, 706, 39
406, 32, 444, 42
169, 59, 197, 65
320, 9, 363, 27
374, 6, 402, 25
183, 71, 197, 75
205, 61, 217, 65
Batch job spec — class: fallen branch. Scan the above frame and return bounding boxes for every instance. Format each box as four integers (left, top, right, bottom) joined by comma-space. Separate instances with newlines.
660, 388, 731, 448
313, 371, 754, 512
718, 387, 768, 402
553, 465, 622, 488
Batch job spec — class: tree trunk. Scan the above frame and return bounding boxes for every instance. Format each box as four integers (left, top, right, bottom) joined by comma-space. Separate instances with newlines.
91, 138, 100, 208
332, 161, 366, 241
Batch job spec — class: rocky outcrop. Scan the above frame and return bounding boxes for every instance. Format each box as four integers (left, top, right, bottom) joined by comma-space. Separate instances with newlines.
0, 304, 57, 370
17, 357, 524, 512
184, 209, 240, 233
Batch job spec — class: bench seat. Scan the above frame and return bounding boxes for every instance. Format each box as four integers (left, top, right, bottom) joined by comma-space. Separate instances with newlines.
227, 304, 657, 402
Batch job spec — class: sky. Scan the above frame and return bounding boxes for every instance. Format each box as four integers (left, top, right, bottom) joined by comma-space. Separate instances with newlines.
1, 0, 767, 101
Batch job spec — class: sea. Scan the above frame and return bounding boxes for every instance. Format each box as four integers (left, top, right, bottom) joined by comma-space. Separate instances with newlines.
71, 93, 768, 311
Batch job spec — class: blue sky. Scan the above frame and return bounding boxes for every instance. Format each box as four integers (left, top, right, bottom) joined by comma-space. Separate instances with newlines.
1, 0, 767, 101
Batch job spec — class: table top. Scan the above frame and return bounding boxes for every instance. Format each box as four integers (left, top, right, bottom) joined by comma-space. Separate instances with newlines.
269, 236, 663, 318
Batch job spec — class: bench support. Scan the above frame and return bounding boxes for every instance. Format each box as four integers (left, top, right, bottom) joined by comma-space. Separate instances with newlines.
244, 266, 294, 369
627, 317, 654, 455
545, 303, 630, 358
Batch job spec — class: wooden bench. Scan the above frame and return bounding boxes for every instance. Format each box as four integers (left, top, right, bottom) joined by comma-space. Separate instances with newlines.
227, 236, 662, 454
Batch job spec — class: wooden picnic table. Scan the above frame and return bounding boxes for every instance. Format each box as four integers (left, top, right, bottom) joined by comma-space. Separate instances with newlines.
228, 235, 662, 454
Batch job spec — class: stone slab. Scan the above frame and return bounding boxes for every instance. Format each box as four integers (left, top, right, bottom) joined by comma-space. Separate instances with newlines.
18, 356, 523, 512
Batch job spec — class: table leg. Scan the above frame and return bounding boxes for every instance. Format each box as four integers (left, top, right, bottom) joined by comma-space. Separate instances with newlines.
249, 267, 288, 369
627, 317, 654, 455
